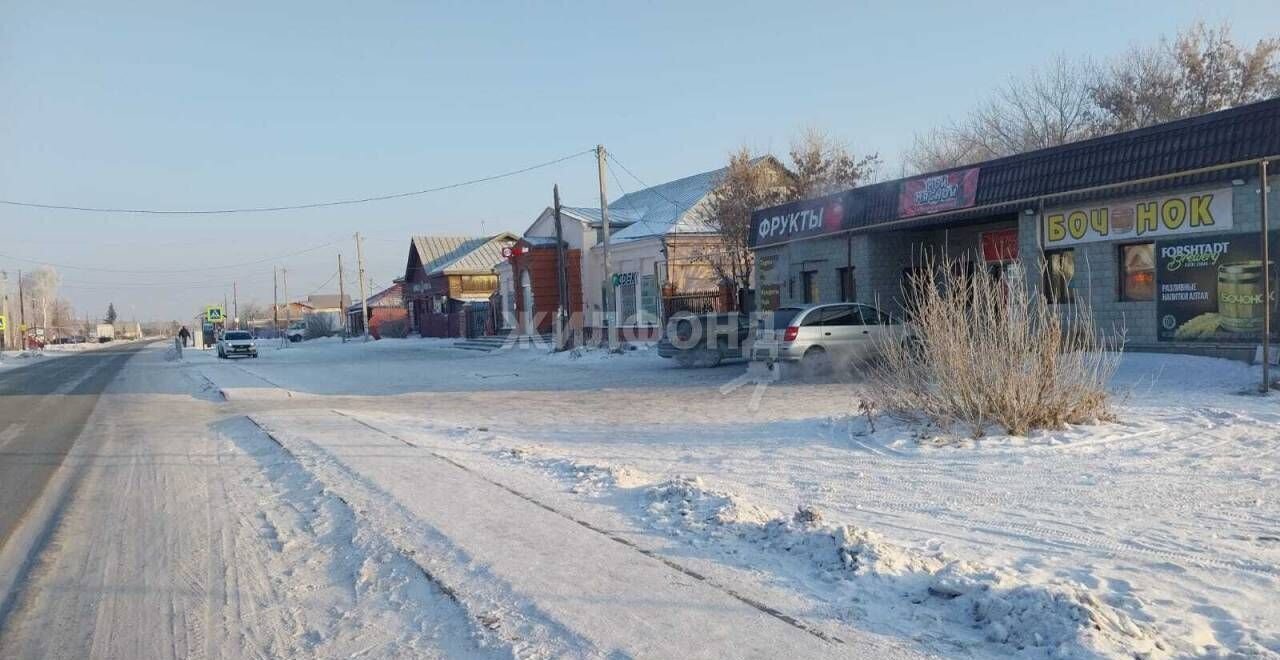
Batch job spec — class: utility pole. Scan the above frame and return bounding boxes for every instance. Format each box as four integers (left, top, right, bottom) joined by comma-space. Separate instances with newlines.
337, 253, 348, 341
17, 270, 24, 349
273, 268, 280, 336
1, 270, 8, 352
1261, 159, 1272, 393
553, 184, 569, 349
282, 268, 290, 349
596, 144, 615, 350
232, 281, 239, 330
355, 233, 370, 342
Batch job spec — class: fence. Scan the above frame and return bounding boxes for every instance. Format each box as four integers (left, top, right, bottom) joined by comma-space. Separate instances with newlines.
663, 291, 721, 319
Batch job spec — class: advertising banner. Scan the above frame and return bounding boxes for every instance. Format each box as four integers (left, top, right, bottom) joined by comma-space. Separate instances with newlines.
1044, 188, 1233, 248
1156, 231, 1278, 343
750, 191, 849, 248
898, 167, 980, 218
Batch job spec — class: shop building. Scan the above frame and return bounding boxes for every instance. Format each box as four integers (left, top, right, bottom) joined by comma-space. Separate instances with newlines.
403, 233, 518, 338
750, 99, 1280, 357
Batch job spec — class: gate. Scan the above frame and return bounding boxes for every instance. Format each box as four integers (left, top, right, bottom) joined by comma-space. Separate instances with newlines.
465, 302, 491, 338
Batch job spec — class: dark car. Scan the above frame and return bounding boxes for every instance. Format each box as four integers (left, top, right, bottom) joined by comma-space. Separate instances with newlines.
657, 312, 753, 368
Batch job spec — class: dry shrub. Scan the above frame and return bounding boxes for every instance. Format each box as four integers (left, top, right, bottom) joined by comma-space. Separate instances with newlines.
304, 313, 337, 338
378, 318, 409, 339
865, 255, 1122, 437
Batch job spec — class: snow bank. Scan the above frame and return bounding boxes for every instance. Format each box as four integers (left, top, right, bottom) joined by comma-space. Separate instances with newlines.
643, 476, 1169, 659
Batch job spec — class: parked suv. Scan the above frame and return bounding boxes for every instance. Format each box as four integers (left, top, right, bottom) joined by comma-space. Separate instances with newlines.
217, 330, 259, 359
751, 303, 905, 375
285, 320, 306, 343
657, 312, 752, 368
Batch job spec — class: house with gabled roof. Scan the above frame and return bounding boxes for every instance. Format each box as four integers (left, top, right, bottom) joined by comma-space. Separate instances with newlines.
403, 232, 518, 337
499, 157, 792, 339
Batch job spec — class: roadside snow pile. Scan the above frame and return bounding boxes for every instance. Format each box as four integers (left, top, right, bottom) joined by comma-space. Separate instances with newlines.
497, 446, 648, 495
644, 476, 1169, 658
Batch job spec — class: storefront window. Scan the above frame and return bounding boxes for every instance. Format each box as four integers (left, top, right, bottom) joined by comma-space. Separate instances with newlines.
619, 280, 638, 324
1119, 242, 1155, 302
1043, 249, 1076, 304
838, 267, 856, 302
801, 271, 818, 304
639, 275, 658, 324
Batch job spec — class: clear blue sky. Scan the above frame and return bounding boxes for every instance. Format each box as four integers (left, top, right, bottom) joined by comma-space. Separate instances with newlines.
1, 1, 1273, 321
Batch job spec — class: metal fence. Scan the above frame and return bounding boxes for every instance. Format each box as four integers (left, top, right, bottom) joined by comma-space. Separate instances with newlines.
663, 291, 721, 319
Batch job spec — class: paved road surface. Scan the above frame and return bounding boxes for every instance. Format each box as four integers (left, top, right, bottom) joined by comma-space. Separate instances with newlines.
0, 344, 150, 547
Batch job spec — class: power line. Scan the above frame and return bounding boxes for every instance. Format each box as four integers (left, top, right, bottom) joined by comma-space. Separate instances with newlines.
0, 238, 342, 274
0, 148, 595, 215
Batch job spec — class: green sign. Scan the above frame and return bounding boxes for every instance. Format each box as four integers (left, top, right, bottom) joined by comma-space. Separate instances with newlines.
205, 306, 225, 322
0, 315, 6, 332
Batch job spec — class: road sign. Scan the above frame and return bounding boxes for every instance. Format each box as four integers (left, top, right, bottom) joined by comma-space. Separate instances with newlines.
205, 305, 226, 322
0, 315, 6, 332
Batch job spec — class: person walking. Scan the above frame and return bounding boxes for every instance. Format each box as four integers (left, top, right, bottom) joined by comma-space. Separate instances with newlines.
178, 325, 191, 347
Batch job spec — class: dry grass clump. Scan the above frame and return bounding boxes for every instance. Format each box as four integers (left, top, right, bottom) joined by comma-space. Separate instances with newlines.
865, 256, 1122, 437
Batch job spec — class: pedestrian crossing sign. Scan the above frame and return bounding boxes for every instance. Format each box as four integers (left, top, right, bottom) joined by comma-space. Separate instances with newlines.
0, 315, 6, 332
205, 306, 225, 322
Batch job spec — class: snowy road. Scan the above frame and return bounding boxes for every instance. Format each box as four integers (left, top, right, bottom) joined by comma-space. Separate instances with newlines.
1, 337, 1275, 658
0, 342, 920, 659
0, 344, 149, 551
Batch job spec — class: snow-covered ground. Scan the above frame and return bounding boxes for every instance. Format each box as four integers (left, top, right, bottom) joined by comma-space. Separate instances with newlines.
178, 336, 1279, 658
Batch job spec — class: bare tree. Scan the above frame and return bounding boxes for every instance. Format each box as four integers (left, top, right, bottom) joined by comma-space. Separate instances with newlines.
20, 267, 62, 329
1092, 22, 1280, 131
905, 22, 1280, 174
903, 57, 1100, 172
695, 149, 792, 292
789, 128, 881, 198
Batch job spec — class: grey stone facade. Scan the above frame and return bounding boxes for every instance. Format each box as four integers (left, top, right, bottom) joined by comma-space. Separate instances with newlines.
754, 175, 1278, 356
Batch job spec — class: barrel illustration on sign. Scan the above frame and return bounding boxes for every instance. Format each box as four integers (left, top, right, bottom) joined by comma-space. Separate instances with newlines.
1155, 232, 1278, 343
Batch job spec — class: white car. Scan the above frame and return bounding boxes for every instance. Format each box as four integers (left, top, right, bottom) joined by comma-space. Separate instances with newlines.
751, 303, 908, 375
217, 330, 259, 359
285, 321, 306, 343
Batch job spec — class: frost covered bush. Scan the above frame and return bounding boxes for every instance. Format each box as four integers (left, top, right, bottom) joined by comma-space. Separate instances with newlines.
866, 255, 1122, 437
304, 313, 337, 338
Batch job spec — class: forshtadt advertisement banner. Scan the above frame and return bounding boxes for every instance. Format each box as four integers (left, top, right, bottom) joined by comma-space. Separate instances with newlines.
1044, 187, 1233, 248
1156, 231, 1278, 343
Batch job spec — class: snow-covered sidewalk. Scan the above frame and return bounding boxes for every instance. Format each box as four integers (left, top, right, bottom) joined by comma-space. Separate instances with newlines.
249, 409, 920, 659
186, 338, 1280, 657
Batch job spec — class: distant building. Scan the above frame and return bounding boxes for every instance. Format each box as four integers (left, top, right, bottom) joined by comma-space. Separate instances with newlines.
346, 280, 407, 337
403, 233, 518, 338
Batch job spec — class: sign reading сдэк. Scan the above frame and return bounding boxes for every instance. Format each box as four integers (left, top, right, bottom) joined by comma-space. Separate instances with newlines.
1043, 188, 1233, 248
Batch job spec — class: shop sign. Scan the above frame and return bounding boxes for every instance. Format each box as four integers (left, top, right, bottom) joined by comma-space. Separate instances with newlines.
1044, 188, 1233, 248
750, 191, 848, 248
759, 284, 781, 311
980, 228, 1019, 262
612, 272, 636, 288
898, 167, 980, 218
1155, 231, 1278, 343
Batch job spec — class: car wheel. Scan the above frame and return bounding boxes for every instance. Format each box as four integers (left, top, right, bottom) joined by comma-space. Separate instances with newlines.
800, 347, 832, 380
701, 339, 727, 368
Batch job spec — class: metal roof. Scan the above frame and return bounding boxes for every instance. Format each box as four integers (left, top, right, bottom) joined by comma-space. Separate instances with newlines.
406, 233, 518, 279
755, 97, 1280, 244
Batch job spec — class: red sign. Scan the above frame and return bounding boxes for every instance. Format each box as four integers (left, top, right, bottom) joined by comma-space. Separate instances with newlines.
980, 228, 1019, 262
898, 167, 980, 218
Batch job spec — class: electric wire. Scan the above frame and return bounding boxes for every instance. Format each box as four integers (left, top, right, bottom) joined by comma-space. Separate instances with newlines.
0, 148, 595, 215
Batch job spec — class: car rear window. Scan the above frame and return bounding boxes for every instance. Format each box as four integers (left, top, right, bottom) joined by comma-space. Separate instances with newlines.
768, 308, 802, 329
224, 331, 251, 340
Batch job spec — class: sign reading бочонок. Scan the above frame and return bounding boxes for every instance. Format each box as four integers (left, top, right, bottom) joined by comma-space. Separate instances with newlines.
1042, 188, 1233, 248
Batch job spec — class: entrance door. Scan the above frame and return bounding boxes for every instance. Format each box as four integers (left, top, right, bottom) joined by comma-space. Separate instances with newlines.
520, 270, 535, 334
